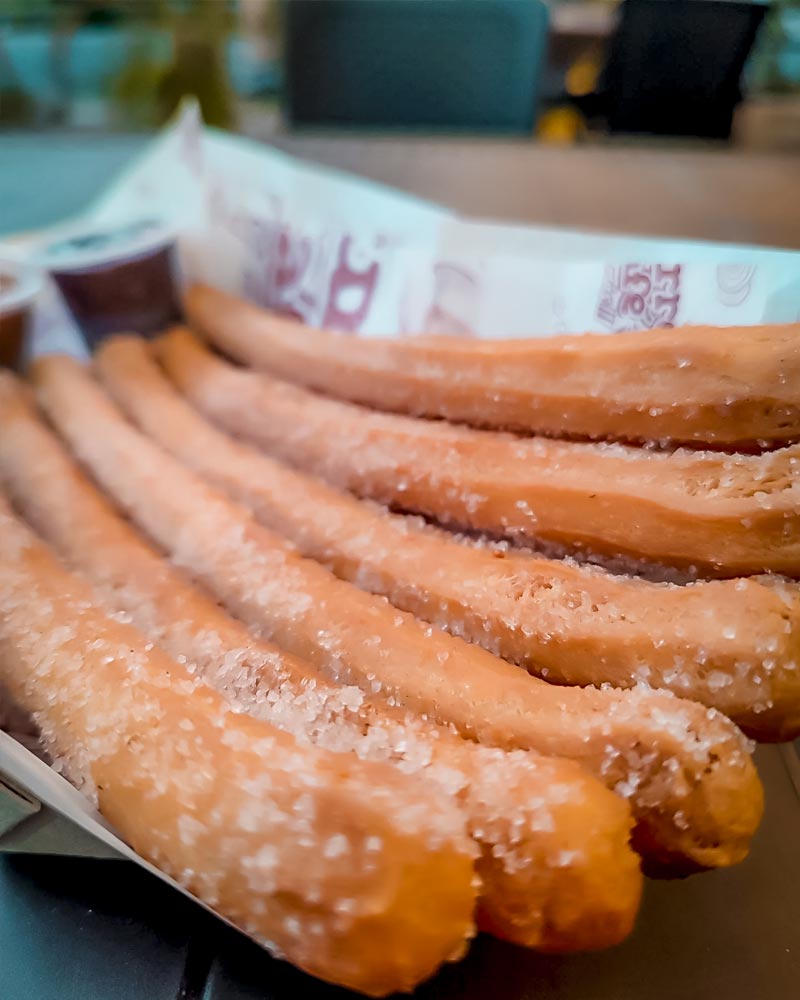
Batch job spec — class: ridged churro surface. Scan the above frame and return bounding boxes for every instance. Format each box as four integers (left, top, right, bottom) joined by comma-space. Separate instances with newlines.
94, 336, 800, 742
157, 328, 800, 577
186, 283, 800, 447
31, 355, 765, 873
0, 370, 642, 951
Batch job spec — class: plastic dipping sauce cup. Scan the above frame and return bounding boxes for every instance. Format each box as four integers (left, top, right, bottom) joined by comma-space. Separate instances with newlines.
36, 219, 181, 347
0, 261, 44, 370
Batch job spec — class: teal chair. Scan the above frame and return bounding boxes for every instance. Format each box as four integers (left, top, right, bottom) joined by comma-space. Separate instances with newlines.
283, 0, 550, 133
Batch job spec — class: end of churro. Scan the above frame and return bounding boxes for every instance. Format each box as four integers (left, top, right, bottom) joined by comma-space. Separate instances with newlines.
745, 577, 800, 743
271, 805, 479, 996
473, 752, 643, 951
630, 705, 764, 873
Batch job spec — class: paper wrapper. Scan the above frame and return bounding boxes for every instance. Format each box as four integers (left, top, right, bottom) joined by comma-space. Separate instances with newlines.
1, 101, 799, 897
6, 100, 799, 364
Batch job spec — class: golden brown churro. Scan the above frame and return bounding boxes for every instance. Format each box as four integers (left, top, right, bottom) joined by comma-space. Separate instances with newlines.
155, 328, 800, 577
185, 283, 800, 447
32, 354, 764, 872
96, 336, 800, 742
0, 371, 643, 951
0, 494, 478, 997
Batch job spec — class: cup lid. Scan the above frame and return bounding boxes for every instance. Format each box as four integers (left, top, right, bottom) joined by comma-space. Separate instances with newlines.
32, 218, 176, 273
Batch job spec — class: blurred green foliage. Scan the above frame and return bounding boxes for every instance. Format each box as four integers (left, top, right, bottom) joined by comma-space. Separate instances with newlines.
1, 0, 239, 128
111, 1, 237, 128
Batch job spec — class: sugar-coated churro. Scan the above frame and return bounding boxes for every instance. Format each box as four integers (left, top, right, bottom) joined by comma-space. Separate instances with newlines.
32, 355, 765, 872
0, 494, 478, 997
0, 370, 642, 951
156, 328, 800, 577
95, 336, 800, 743
185, 283, 800, 447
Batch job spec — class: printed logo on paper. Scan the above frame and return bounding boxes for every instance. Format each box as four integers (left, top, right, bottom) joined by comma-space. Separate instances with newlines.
205, 180, 384, 333
322, 236, 381, 331
239, 218, 382, 333
596, 264, 682, 331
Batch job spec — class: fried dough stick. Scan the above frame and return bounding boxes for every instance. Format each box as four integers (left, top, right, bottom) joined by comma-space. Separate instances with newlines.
185, 283, 800, 448
157, 329, 800, 577
96, 337, 800, 743
0, 495, 477, 997
31, 355, 764, 873
0, 372, 642, 951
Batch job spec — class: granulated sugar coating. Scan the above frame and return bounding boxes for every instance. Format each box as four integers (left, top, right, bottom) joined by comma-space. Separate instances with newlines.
0, 494, 478, 997
31, 356, 764, 874
184, 284, 800, 449
92, 338, 800, 743
155, 329, 799, 577
0, 372, 642, 951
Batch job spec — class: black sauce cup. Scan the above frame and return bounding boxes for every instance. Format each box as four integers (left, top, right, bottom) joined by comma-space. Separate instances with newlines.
35, 219, 182, 348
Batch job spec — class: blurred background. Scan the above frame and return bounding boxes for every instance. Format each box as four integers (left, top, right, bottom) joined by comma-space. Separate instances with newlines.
2, 0, 799, 142
1, 1, 799, 240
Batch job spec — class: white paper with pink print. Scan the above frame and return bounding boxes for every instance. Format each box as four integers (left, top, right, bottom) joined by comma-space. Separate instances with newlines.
11, 99, 800, 360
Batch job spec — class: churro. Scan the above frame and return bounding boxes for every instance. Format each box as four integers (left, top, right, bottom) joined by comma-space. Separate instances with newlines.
93, 337, 800, 742
0, 370, 642, 951
185, 283, 800, 447
32, 354, 765, 872
156, 328, 800, 577
0, 494, 477, 997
